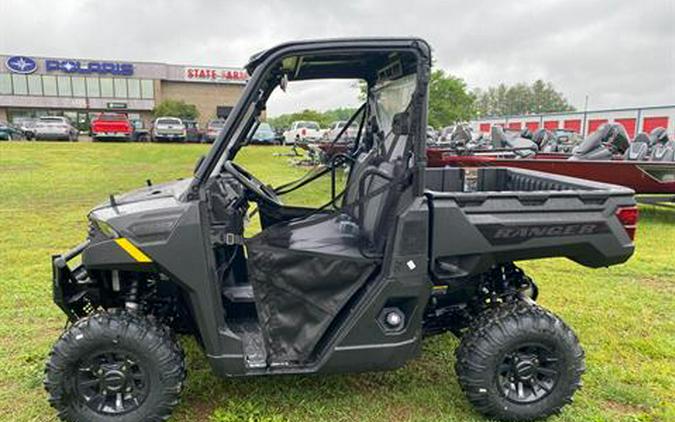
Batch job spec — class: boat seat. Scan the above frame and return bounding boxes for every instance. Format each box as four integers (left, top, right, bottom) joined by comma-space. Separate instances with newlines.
650, 141, 675, 162
624, 132, 650, 161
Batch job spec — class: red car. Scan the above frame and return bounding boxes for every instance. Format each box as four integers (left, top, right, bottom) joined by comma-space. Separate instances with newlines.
90, 113, 133, 141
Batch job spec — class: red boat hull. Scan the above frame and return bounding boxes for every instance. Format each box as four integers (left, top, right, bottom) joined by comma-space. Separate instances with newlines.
427, 149, 675, 194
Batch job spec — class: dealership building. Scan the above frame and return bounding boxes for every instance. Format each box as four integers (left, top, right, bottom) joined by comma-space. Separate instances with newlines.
0, 54, 249, 129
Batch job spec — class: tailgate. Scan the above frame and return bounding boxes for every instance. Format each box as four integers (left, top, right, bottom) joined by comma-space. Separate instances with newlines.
426, 167, 636, 279
93, 121, 131, 133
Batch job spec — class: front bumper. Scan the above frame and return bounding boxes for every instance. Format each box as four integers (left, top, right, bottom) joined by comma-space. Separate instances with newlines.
93, 132, 131, 140
52, 240, 91, 320
36, 131, 71, 139
154, 133, 186, 141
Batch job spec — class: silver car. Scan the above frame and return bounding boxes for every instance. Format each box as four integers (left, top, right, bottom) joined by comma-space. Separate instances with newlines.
151, 117, 186, 142
34, 116, 79, 141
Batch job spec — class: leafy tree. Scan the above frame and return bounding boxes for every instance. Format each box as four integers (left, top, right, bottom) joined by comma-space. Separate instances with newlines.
427, 69, 476, 128
153, 99, 199, 120
267, 108, 358, 131
473, 80, 574, 117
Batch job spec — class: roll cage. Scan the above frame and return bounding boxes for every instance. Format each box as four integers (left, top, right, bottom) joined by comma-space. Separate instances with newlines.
188, 38, 432, 201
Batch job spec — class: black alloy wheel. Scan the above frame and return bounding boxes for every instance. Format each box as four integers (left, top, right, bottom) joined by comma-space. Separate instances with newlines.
455, 301, 585, 421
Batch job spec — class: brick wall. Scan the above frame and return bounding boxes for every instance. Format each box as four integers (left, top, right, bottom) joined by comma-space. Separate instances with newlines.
158, 81, 244, 126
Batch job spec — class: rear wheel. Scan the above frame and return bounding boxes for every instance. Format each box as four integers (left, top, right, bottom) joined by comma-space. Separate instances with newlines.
455, 301, 584, 421
45, 310, 186, 422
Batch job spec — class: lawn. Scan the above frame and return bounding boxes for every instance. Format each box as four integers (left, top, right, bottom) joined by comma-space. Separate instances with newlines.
0, 142, 673, 422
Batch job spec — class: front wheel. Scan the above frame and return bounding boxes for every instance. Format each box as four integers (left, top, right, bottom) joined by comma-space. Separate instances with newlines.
455, 301, 585, 421
45, 310, 186, 422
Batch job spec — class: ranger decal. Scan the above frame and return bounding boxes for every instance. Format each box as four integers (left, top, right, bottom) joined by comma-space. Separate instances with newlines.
478, 222, 610, 245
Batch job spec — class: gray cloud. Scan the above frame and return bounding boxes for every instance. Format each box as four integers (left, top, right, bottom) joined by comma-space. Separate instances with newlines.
1, 0, 673, 114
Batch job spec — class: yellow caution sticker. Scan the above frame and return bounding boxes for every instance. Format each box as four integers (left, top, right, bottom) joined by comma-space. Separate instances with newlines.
115, 238, 152, 263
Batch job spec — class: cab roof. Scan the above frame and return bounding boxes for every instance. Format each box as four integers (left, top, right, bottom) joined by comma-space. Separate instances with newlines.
245, 37, 431, 81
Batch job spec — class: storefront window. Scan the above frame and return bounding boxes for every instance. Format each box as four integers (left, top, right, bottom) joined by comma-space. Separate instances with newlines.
127, 79, 141, 99
12, 74, 28, 95
57, 76, 72, 96
141, 79, 154, 99
27, 75, 43, 95
86, 77, 100, 97
114, 78, 127, 98
0, 74, 13, 94
43, 76, 57, 96
100, 78, 113, 97
72, 77, 86, 97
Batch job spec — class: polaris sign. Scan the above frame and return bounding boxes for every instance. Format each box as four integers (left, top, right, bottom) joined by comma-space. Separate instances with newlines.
45, 59, 134, 76
5, 56, 38, 74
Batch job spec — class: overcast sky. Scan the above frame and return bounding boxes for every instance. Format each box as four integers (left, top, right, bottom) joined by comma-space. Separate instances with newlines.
1, 0, 673, 116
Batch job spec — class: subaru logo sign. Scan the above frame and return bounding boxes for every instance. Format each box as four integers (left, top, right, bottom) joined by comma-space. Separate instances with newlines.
5, 56, 38, 74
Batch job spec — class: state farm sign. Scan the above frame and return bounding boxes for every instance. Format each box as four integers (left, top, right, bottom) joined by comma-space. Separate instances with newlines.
184, 67, 249, 84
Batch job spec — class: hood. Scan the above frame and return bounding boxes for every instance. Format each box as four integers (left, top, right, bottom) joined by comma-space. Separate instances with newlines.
90, 178, 193, 222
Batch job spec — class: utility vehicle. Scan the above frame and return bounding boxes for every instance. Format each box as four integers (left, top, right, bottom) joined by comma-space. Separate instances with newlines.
45, 38, 638, 422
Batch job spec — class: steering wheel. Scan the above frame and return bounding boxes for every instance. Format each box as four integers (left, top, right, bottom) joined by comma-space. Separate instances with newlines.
223, 161, 281, 206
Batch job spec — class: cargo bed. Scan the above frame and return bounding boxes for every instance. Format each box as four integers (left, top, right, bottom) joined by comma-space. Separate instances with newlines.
425, 167, 637, 279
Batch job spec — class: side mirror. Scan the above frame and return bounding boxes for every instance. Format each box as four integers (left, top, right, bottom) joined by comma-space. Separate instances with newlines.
279, 74, 289, 92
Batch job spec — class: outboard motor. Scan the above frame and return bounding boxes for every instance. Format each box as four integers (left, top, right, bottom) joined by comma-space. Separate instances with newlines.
491, 126, 537, 158
649, 126, 674, 161
569, 123, 630, 160
649, 126, 669, 144
624, 132, 651, 161
450, 124, 472, 148
533, 128, 557, 152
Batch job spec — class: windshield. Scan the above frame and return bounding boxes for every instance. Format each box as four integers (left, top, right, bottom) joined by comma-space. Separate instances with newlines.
257, 123, 273, 133
298, 122, 319, 130
157, 118, 181, 125
209, 120, 226, 128
40, 117, 65, 123
336, 121, 357, 129
97, 114, 127, 121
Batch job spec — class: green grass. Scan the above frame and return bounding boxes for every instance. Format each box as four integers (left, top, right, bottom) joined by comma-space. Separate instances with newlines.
0, 142, 673, 421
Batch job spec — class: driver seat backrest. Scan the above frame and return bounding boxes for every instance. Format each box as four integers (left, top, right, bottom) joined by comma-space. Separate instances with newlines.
347, 112, 410, 251
624, 132, 650, 161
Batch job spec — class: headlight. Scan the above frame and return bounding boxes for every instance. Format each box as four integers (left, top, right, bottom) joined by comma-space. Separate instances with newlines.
90, 218, 119, 238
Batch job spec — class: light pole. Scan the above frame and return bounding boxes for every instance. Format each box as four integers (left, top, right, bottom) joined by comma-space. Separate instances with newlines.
582, 95, 589, 135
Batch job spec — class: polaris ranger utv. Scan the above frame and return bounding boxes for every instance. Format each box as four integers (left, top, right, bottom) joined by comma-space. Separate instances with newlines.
45, 38, 638, 422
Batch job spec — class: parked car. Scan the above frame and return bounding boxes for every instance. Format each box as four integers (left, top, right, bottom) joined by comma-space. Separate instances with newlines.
323, 120, 358, 142
250, 122, 278, 145
283, 120, 321, 144
204, 119, 226, 143
90, 113, 133, 141
0, 121, 25, 140
184, 120, 203, 143
12, 117, 37, 140
151, 117, 186, 142
130, 119, 150, 142
34, 116, 78, 141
